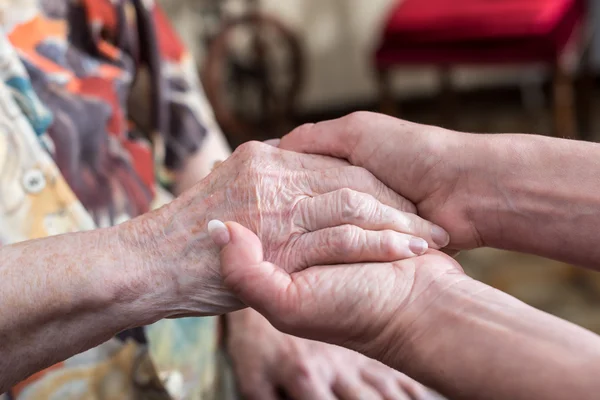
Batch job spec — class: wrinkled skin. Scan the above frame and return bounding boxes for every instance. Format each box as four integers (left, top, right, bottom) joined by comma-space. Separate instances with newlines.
217, 222, 466, 369
227, 310, 441, 400
123, 141, 447, 317
279, 112, 482, 250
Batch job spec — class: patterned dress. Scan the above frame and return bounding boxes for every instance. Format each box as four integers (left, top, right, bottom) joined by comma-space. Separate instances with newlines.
0, 0, 232, 398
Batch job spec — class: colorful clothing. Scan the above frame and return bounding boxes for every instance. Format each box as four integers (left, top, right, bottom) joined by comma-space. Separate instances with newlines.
0, 0, 231, 398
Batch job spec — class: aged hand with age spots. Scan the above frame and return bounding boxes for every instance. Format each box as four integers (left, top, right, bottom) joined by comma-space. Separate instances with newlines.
278, 112, 478, 251
0, 140, 449, 392
121, 140, 449, 318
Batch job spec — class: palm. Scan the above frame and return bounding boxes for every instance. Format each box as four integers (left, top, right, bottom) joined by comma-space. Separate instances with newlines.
276, 253, 463, 347
219, 223, 464, 359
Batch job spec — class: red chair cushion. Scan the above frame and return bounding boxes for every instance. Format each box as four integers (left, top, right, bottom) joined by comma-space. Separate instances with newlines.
376, 0, 585, 66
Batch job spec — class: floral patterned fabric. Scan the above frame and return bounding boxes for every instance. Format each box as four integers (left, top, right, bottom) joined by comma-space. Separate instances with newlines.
0, 0, 230, 398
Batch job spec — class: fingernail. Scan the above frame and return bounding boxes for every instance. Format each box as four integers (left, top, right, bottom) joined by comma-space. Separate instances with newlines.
263, 138, 281, 147
432, 225, 450, 247
409, 237, 428, 255
208, 220, 230, 247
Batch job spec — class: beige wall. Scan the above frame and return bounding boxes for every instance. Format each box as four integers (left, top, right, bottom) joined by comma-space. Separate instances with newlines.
260, 0, 395, 111
162, 0, 543, 112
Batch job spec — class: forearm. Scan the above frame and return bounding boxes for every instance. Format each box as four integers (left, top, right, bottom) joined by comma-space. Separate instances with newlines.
387, 277, 600, 400
466, 134, 600, 268
0, 227, 166, 391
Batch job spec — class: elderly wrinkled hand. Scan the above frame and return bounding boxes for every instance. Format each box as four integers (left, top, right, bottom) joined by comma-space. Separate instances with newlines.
211, 220, 464, 364
279, 112, 481, 251
118, 141, 448, 318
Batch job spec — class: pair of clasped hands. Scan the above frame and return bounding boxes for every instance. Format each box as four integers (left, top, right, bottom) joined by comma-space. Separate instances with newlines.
199, 112, 472, 384
150, 111, 600, 399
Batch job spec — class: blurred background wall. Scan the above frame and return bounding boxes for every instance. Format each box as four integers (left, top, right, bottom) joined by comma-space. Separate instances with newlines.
161, 0, 600, 114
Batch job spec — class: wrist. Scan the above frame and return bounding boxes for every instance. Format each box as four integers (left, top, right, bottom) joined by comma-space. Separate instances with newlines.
455, 133, 513, 247
116, 183, 240, 318
76, 226, 169, 329
378, 262, 600, 399
112, 205, 207, 320
418, 128, 495, 249
432, 131, 557, 250
373, 263, 475, 371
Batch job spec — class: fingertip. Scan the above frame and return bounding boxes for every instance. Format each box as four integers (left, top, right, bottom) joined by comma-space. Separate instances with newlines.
208, 219, 230, 247
409, 237, 428, 256
431, 225, 450, 248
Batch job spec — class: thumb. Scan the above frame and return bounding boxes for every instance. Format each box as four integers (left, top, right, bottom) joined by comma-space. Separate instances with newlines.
208, 220, 293, 319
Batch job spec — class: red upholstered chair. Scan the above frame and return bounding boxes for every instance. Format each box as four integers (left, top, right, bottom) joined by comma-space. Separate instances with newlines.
374, 0, 591, 138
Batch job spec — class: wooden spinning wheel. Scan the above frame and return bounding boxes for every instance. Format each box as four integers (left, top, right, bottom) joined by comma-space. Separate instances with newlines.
200, 0, 304, 146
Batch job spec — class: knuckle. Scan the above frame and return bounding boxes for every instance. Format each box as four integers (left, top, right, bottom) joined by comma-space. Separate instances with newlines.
292, 359, 313, 378
345, 111, 373, 127
339, 189, 373, 222
294, 199, 312, 231
339, 223, 360, 241
291, 122, 316, 137
338, 187, 357, 208
333, 225, 363, 251
316, 225, 366, 261
399, 213, 417, 234
379, 231, 401, 258
381, 385, 402, 399
293, 369, 319, 389
389, 210, 416, 235
236, 140, 265, 158
323, 225, 349, 253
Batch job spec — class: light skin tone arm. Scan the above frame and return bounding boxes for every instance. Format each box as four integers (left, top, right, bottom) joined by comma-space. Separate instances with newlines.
215, 221, 600, 400
459, 132, 600, 268
394, 272, 600, 400
0, 141, 442, 392
279, 111, 600, 268
0, 227, 167, 391
0, 129, 232, 390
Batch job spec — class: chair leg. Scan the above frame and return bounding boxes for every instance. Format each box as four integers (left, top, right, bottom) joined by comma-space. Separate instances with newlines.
520, 77, 546, 134
438, 67, 458, 130
576, 46, 594, 141
376, 68, 398, 117
552, 63, 578, 140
